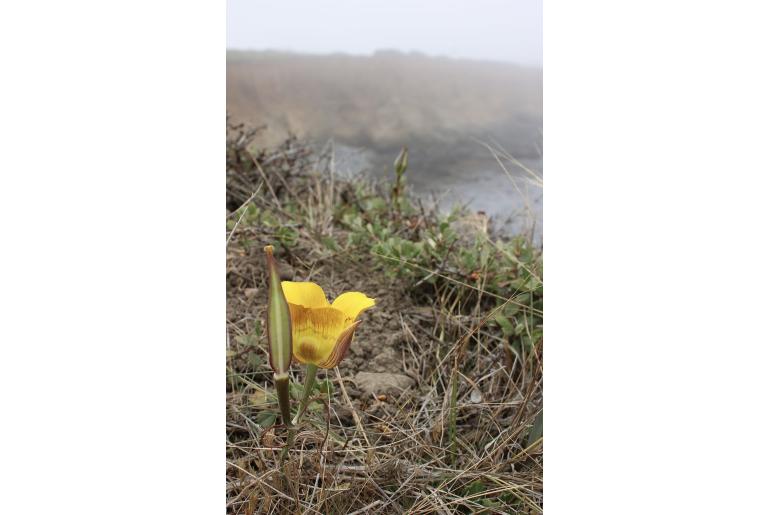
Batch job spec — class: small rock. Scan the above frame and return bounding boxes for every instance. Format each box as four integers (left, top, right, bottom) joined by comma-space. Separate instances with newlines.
244, 288, 258, 298
354, 372, 415, 396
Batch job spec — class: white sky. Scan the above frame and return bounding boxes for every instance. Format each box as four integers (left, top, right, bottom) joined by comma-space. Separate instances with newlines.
227, 0, 543, 66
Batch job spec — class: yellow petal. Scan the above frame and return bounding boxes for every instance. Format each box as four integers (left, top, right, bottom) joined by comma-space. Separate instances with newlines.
288, 304, 347, 366
318, 321, 361, 368
331, 292, 376, 322
281, 281, 329, 309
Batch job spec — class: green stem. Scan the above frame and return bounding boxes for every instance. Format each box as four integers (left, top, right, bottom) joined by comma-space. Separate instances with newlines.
274, 373, 292, 428
275, 373, 294, 465
281, 428, 294, 465
292, 364, 318, 426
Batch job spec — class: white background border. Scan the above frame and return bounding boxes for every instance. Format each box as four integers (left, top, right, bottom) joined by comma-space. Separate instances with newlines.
1, 1, 769, 513
1, 1, 223, 513
546, 1, 770, 512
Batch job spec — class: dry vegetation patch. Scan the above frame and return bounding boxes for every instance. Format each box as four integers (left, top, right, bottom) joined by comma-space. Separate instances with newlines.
226, 120, 543, 514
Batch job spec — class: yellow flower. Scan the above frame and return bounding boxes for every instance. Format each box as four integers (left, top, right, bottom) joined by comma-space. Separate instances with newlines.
281, 281, 375, 369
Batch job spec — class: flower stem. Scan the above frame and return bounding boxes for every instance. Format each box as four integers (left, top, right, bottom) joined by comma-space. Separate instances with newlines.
274, 373, 292, 428
292, 364, 318, 426
275, 373, 294, 465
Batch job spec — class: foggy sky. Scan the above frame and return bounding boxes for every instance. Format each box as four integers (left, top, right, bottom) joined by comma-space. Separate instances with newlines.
227, 0, 542, 66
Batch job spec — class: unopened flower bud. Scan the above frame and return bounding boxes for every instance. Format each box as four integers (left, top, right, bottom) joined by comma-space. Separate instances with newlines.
264, 245, 292, 375
394, 147, 408, 177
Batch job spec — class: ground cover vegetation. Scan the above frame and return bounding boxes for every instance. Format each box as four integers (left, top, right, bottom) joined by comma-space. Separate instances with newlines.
226, 119, 543, 514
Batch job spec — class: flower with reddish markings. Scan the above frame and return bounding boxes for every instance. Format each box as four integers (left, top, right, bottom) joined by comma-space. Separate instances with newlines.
281, 281, 375, 369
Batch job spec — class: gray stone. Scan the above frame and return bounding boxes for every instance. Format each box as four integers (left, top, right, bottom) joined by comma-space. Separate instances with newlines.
354, 372, 415, 396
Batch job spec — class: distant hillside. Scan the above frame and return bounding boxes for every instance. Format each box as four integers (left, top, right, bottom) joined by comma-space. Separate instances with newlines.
226, 50, 542, 160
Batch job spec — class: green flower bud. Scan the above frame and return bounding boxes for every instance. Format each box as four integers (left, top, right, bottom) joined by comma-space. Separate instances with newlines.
264, 245, 292, 375
394, 147, 408, 177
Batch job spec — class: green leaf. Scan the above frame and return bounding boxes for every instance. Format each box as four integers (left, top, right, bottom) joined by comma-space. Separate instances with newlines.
321, 236, 339, 251
480, 498, 502, 509
527, 410, 543, 447
289, 382, 304, 400
502, 302, 520, 317
494, 313, 515, 337
255, 411, 277, 428
364, 197, 387, 212
247, 351, 262, 369
464, 480, 486, 496
526, 276, 541, 291
317, 379, 334, 395
235, 333, 257, 346
480, 245, 490, 267
308, 400, 324, 412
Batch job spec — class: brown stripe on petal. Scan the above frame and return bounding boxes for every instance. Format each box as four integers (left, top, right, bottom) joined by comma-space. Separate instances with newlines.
318, 320, 361, 369
296, 339, 323, 363
288, 304, 346, 335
